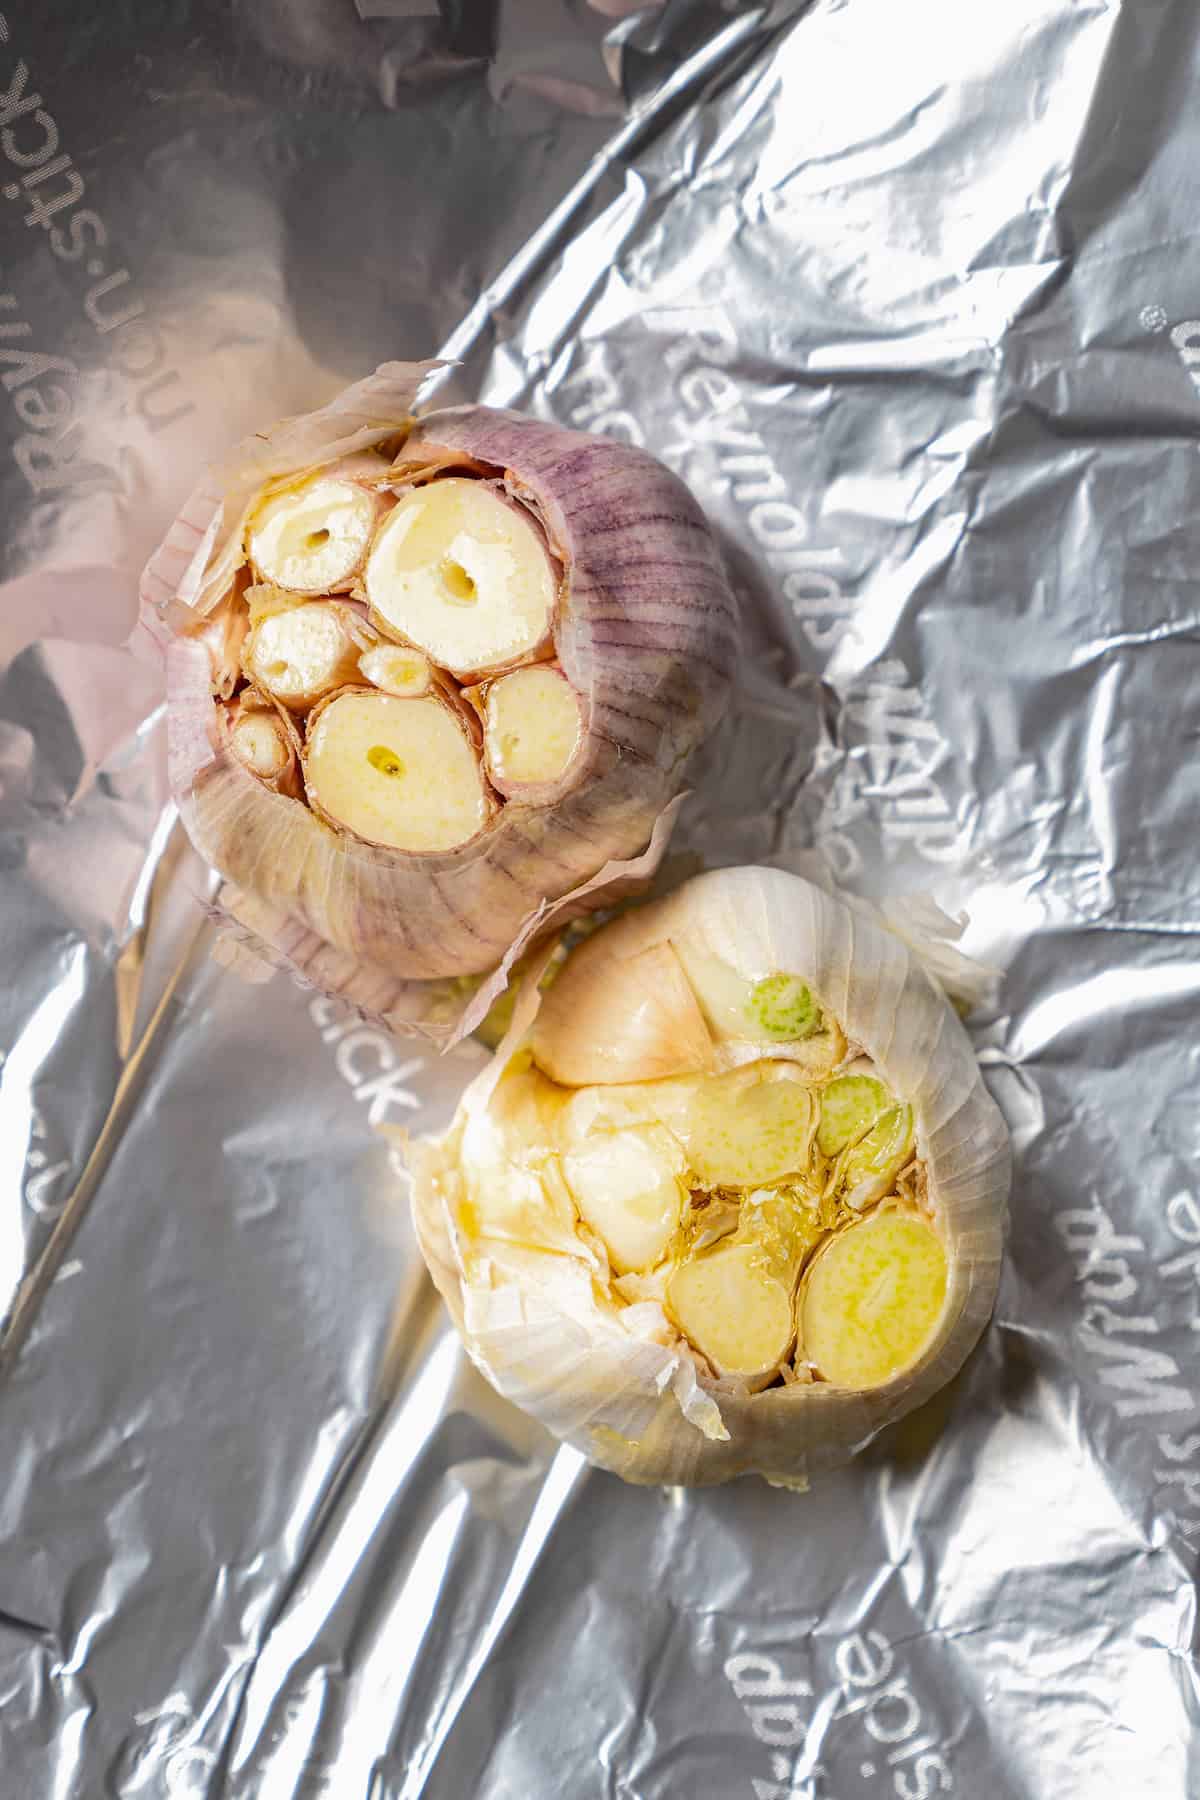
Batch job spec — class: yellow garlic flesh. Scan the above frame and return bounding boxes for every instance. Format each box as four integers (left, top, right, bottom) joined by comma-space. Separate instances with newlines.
561, 1125, 686, 1274
243, 601, 361, 710
364, 477, 556, 677
800, 1209, 947, 1388
230, 711, 290, 779
304, 691, 490, 852
482, 664, 583, 791
358, 644, 434, 698
248, 475, 382, 593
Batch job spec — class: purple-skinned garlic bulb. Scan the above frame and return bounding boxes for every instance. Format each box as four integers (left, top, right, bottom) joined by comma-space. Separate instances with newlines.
139, 363, 739, 1045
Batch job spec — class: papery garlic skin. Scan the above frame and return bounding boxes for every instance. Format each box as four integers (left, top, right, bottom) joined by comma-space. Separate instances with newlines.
409, 866, 1010, 1487
140, 364, 737, 1045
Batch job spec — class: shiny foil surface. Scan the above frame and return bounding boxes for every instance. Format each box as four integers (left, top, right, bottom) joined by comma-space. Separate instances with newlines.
1, 2, 1198, 1795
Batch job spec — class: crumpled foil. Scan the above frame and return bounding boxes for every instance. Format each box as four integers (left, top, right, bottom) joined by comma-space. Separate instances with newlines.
2, 1, 1198, 1795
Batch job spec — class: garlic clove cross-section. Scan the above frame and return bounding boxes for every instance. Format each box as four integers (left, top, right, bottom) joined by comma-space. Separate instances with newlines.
800, 1209, 948, 1389
242, 601, 363, 711
479, 664, 584, 797
248, 466, 386, 594
666, 1244, 797, 1386
304, 689, 493, 853
357, 644, 434, 698
364, 477, 557, 678
561, 1124, 686, 1275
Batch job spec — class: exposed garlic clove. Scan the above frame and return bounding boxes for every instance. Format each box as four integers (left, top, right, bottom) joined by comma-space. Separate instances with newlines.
479, 664, 584, 797
248, 466, 387, 594
303, 688, 494, 853
816, 1073, 894, 1158
666, 1243, 796, 1387
674, 1065, 815, 1189
364, 477, 557, 678
672, 939, 846, 1073
242, 600, 363, 711
561, 1125, 686, 1275
799, 1209, 947, 1389
222, 691, 302, 799
231, 710, 289, 780
533, 941, 714, 1086
836, 1104, 915, 1211
357, 643, 433, 698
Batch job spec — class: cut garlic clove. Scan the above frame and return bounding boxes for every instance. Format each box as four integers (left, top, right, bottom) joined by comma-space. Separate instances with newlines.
816, 1074, 894, 1158
242, 600, 363, 710
676, 1065, 815, 1189
222, 691, 302, 798
303, 688, 494, 853
364, 477, 557, 678
248, 469, 386, 594
837, 1104, 915, 1210
672, 939, 847, 1075
561, 1125, 686, 1275
673, 941, 819, 1043
357, 643, 434, 698
533, 942, 713, 1087
666, 1243, 796, 1385
543, 925, 846, 1080
480, 664, 584, 797
231, 710, 289, 780
799, 1209, 948, 1389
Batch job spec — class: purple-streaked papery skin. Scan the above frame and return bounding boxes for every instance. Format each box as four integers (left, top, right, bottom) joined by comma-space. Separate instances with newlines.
170, 396, 739, 1038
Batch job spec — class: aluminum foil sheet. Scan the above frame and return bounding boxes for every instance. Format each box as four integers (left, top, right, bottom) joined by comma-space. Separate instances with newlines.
2, 1, 1199, 1794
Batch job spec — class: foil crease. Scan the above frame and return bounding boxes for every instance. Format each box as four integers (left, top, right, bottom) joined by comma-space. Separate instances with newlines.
2, 2, 1198, 1796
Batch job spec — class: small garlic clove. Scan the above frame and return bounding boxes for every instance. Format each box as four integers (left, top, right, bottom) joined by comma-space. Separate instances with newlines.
242, 600, 363, 711
357, 643, 433, 698
480, 663, 585, 798
231, 710, 289, 779
364, 477, 557, 678
222, 690, 302, 798
799, 1209, 948, 1389
836, 1104, 914, 1210
248, 469, 386, 594
816, 1073, 894, 1158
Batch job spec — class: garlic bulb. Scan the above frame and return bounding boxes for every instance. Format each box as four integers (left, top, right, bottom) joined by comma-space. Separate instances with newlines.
139, 363, 738, 1045
408, 866, 1010, 1487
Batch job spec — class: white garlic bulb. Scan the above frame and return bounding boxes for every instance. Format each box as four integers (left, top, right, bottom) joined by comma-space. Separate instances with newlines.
408, 866, 1010, 1487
